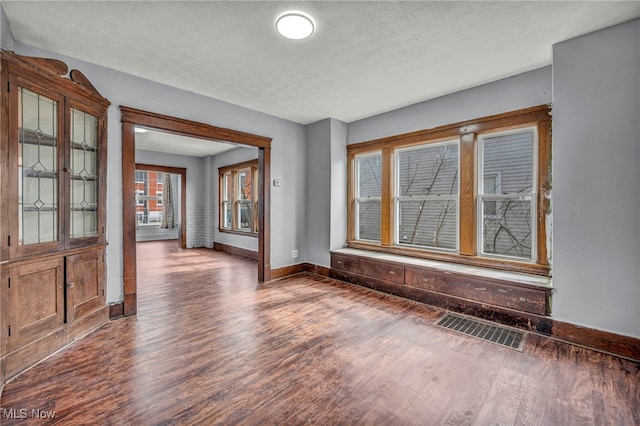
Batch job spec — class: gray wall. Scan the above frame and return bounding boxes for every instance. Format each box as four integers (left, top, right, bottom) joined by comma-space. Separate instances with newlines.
208, 146, 259, 253
305, 119, 331, 265
0, 6, 14, 50
552, 19, 640, 338
329, 119, 348, 253
12, 41, 307, 304
305, 118, 348, 267
348, 66, 552, 145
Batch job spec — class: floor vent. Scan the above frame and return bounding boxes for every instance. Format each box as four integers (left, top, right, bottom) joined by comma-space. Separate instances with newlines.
435, 313, 526, 351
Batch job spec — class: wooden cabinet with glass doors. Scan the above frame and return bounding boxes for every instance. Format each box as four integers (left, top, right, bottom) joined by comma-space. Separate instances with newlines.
0, 51, 110, 384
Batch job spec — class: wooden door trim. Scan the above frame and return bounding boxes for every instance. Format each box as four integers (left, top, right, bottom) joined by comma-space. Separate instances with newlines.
134, 163, 188, 249
121, 106, 272, 316
120, 105, 271, 316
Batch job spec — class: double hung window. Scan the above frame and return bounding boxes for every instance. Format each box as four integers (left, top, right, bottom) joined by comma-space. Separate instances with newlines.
219, 160, 258, 235
478, 128, 537, 260
347, 106, 551, 274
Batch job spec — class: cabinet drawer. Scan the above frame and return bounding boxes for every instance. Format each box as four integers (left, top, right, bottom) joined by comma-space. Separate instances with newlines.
362, 260, 405, 284
331, 254, 363, 275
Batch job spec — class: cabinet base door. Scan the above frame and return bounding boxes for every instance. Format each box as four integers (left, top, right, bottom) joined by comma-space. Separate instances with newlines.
8, 258, 65, 351
66, 249, 105, 323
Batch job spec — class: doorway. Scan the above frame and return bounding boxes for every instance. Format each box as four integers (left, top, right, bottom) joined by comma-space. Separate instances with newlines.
134, 165, 186, 247
121, 107, 272, 316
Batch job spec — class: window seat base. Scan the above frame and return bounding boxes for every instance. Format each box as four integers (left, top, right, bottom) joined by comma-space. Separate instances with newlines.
330, 248, 552, 318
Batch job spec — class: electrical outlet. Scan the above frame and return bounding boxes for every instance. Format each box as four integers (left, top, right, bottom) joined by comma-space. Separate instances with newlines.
292, 249, 298, 258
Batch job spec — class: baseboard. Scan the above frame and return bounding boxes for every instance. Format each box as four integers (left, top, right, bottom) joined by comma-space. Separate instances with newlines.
269, 262, 331, 280
270, 263, 307, 280
213, 242, 259, 260
547, 321, 640, 362
303, 263, 330, 277
109, 302, 125, 320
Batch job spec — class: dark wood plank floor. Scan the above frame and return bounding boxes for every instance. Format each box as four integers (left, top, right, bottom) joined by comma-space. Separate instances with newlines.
1, 240, 639, 425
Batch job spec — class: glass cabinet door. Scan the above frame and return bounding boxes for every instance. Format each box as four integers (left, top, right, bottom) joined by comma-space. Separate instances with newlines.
69, 108, 99, 239
18, 87, 59, 246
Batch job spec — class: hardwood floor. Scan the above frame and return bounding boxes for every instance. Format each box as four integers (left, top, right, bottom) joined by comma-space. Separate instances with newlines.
1, 240, 639, 425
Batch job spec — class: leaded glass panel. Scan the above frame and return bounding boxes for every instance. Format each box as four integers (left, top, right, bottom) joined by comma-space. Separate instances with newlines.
70, 108, 99, 238
18, 87, 58, 245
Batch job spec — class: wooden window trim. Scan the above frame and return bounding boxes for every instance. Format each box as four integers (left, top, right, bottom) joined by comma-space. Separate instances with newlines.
218, 159, 259, 236
347, 105, 552, 276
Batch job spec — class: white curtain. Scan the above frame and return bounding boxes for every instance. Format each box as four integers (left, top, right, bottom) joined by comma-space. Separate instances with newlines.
161, 174, 175, 229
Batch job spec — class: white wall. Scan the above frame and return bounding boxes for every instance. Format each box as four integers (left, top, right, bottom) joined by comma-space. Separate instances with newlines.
208, 146, 259, 253
552, 19, 640, 338
12, 41, 307, 304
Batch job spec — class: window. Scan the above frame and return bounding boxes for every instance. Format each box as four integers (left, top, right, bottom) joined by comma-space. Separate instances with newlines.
355, 152, 381, 242
135, 170, 164, 226
237, 169, 253, 231
219, 160, 258, 235
479, 128, 535, 260
396, 140, 459, 250
347, 105, 551, 274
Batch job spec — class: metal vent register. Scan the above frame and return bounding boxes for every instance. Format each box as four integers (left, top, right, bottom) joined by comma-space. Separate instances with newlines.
436, 313, 526, 351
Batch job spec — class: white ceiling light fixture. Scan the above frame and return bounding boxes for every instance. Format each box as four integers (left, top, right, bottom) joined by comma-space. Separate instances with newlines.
276, 11, 315, 40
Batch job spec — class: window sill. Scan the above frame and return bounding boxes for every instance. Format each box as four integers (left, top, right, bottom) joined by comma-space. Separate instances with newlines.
218, 228, 258, 238
346, 241, 550, 277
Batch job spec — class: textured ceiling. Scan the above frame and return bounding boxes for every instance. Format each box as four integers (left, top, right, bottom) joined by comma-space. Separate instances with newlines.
2, 1, 639, 125
135, 129, 240, 157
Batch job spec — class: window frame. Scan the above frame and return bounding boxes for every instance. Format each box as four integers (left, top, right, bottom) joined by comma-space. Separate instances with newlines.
346, 105, 551, 276
218, 159, 259, 237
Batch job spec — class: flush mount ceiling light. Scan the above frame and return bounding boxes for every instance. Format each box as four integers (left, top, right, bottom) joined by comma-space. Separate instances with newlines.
276, 11, 315, 40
